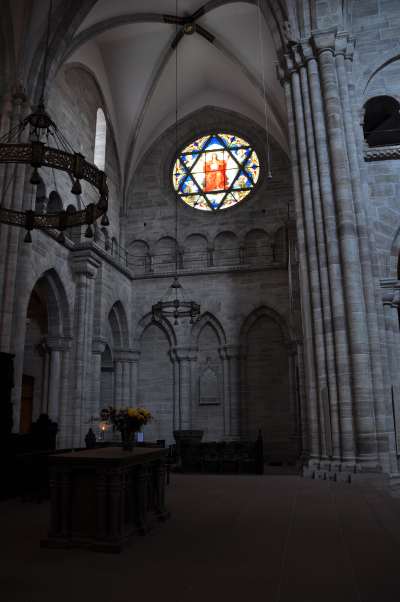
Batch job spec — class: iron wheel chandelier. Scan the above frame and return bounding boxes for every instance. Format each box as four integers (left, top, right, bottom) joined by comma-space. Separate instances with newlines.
0, 1, 109, 243
152, 0, 200, 326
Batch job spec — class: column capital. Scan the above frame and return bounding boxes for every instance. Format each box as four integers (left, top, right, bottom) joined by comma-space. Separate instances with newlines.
71, 248, 102, 278
127, 349, 141, 363
345, 37, 356, 61
171, 346, 197, 362
92, 337, 107, 354
283, 53, 296, 79
334, 31, 349, 56
380, 278, 400, 306
223, 345, 241, 359
114, 349, 135, 362
311, 30, 338, 56
47, 335, 72, 352
310, 30, 353, 58
298, 40, 315, 64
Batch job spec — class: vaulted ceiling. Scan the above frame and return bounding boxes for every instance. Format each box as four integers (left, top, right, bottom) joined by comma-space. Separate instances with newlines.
64, 0, 288, 190
3, 1, 289, 194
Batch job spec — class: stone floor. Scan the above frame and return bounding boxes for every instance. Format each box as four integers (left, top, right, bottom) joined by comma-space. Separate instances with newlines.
1, 474, 400, 602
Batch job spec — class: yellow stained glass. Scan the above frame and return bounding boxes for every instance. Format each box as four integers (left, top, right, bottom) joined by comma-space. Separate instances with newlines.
173, 133, 260, 211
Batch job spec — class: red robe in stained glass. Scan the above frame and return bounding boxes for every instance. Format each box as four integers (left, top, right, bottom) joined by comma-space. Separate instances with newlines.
204, 153, 227, 192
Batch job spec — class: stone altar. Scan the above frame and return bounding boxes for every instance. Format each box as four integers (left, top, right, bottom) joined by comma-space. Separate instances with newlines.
41, 446, 169, 553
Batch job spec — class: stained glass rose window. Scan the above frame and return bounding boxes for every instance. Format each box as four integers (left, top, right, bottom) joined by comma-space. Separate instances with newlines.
172, 133, 260, 211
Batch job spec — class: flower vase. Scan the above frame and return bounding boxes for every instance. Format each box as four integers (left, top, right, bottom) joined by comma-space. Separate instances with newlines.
121, 428, 136, 452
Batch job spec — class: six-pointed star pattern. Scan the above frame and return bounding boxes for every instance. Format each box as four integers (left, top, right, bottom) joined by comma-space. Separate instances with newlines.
173, 133, 260, 211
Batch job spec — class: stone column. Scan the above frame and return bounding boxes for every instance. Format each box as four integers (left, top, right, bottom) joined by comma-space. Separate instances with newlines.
336, 35, 388, 467
173, 347, 195, 431
0, 85, 29, 353
207, 247, 214, 267
58, 340, 72, 448
224, 345, 241, 439
171, 354, 180, 430
128, 350, 141, 404
299, 41, 355, 461
219, 347, 230, 438
47, 339, 63, 422
281, 31, 386, 466
71, 249, 101, 447
282, 58, 323, 459
113, 352, 134, 408
39, 341, 50, 415
114, 360, 123, 408
313, 31, 377, 463
381, 280, 400, 471
92, 338, 106, 421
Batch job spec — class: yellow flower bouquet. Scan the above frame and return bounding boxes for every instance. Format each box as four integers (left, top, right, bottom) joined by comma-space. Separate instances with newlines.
100, 406, 153, 450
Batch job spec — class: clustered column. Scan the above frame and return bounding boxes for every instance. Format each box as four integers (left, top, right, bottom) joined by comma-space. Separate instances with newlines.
281, 31, 394, 468
173, 347, 196, 431
224, 345, 241, 439
0, 86, 29, 353
71, 250, 101, 447
113, 351, 132, 407
381, 280, 400, 468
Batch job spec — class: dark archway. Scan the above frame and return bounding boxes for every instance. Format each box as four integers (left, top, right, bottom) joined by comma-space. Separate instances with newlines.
21, 269, 70, 432
240, 307, 297, 462
363, 96, 400, 147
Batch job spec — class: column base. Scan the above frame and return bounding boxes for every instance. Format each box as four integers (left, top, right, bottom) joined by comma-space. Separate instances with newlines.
303, 457, 394, 488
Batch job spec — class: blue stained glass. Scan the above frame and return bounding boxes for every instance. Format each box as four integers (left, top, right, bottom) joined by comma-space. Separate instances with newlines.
181, 175, 200, 194
173, 132, 260, 211
204, 135, 224, 150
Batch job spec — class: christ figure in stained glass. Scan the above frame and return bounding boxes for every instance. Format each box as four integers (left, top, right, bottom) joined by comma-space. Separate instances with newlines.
204, 152, 227, 192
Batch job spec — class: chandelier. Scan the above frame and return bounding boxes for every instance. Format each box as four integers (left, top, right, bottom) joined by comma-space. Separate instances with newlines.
152, 0, 200, 325
0, 1, 109, 242
152, 277, 200, 325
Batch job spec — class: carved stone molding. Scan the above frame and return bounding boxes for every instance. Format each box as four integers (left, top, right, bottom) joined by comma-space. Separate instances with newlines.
364, 145, 400, 162
380, 278, 400, 307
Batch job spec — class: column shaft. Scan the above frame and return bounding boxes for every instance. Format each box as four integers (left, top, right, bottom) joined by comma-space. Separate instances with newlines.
284, 76, 319, 458
316, 41, 377, 460
305, 50, 355, 460
48, 349, 61, 422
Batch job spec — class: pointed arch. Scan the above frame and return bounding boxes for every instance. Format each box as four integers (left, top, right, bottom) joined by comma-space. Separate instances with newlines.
240, 305, 290, 347
26, 268, 71, 339
191, 311, 227, 347
389, 226, 400, 278
108, 301, 129, 350
133, 311, 177, 349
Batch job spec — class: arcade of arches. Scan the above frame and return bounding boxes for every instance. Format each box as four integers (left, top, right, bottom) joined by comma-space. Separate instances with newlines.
1, 0, 400, 484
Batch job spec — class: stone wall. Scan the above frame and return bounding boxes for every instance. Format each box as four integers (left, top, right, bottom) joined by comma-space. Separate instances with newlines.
348, 0, 400, 276
46, 64, 121, 244
123, 106, 297, 448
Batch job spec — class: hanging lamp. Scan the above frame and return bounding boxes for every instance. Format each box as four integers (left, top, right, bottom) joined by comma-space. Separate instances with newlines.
0, 0, 109, 242
152, 0, 200, 326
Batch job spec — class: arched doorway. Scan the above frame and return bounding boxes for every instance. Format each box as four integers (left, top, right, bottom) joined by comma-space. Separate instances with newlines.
191, 313, 227, 441
21, 270, 70, 436
107, 301, 130, 408
21, 288, 48, 432
241, 308, 296, 462
100, 344, 113, 408
137, 321, 174, 444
